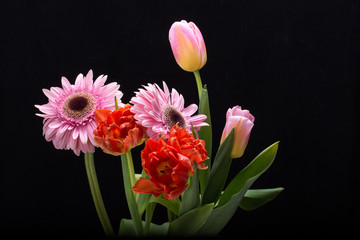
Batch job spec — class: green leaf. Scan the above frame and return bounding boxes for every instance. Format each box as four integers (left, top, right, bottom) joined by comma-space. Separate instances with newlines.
196, 142, 280, 236
239, 187, 284, 211
136, 193, 151, 217
146, 222, 169, 236
148, 195, 180, 216
119, 218, 136, 237
168, 203, 214, 237
197, 86, 213, 196
218, 141, 279, 207
119, 218, 169, 237
179, 167, 200, 215
198, 86, 212, 160
201, 129, 234, 205
195, 191, 245, 236
144, 202, 156, 235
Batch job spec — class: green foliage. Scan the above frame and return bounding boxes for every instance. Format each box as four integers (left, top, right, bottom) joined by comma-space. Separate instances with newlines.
201, 129, 234, 205
196, 142, 280, 235
197, 86, 213, 195
119, 218, 169, 237
148, 195, 180, 216
168, 203, 214, 236
239, 187, 284, 211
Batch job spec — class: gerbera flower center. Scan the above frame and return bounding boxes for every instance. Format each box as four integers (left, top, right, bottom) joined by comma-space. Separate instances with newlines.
63, 92, 95, 119
164, 105, 186, 129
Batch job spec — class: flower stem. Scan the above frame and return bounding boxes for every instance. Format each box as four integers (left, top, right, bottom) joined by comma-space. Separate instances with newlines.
120, 150, 143, 236
193, 70, 203, 99
84, 152, 114, 237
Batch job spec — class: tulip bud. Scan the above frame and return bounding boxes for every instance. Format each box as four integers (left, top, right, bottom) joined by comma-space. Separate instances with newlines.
221, 106, 255, 158
169, 20, 207, 72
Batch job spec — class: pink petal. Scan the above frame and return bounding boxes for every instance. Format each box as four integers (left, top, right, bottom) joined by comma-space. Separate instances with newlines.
79, 128, 88, 144
85, 69, 93, 81
72, 127, 79, 139
182, 104, 198, 116
59, 124, 70, 134
42, 89, 57, 101
74, 73, 83, 88
61, 77, 72, 92
48, 120, 62, 129
93, 75, 106, 89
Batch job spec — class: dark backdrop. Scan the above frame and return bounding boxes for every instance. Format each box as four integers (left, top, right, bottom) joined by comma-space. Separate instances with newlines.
1, 0, 358, 238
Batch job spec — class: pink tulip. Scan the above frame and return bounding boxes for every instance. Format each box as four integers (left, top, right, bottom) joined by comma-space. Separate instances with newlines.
169, 20, 207, 72
221, 106, 255, 158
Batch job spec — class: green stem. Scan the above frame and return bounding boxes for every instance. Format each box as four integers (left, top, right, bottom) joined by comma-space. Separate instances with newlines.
125, 151, 136, 198
84, 152, 114, 237
120, 151, 143, 236
193, 70, 203, 99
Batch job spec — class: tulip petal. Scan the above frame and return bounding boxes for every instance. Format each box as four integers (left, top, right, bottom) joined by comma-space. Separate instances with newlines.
94, 109, 111, 124
132, 177, 163, 197
169, 20, 207, 72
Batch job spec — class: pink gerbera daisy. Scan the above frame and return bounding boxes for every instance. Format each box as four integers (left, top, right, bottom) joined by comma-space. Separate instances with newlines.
35, 70, 123, 156
130, 81, 208, 139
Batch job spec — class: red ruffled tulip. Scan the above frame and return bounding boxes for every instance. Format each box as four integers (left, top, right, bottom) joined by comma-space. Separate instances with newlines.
133, 138, 194, 199
132, 124, 208, 199
93, 104, 147, 155
167, 124, 208, 169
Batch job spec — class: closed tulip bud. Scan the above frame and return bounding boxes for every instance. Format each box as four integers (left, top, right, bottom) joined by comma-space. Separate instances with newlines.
221, 106, 255, 158
169, 20, 207, 72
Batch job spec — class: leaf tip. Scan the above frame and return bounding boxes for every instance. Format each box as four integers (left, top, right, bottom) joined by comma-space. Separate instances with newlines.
271, 141, 280, 152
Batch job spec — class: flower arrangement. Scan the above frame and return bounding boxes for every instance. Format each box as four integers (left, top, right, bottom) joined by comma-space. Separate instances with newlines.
35, 20, 283, 237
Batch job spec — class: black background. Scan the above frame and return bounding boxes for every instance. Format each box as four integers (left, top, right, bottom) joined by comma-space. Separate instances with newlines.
1, 0, 359, 238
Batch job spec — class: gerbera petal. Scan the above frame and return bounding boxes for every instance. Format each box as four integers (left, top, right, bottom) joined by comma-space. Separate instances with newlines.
188, 114, 207, 123
85, 69, 93, 82
72, 127, 79, 139
59, 124, 70, 134
171, 88, 181, 108
42, 89, 57, 101
86, 122, 98, 146
50, 87, 63, 96
181, 104, 198, 116
74, 73, 84, 88
79, 127, 88, 144
35, 104, 57, 115
94, 74, 106, 89
48, 120, 62, 129
162, 81, 170, 102
61, 77, 72, 92
102, 82, 120, 97
43, 124, 57, 140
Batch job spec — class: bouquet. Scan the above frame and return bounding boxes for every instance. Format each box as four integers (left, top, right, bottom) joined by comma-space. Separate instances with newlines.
35, 20, 283, 237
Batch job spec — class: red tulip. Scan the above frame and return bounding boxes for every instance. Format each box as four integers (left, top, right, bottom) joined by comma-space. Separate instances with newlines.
167, 124, 208, 169
93, 104, 146, 155
133, 138, 194, 199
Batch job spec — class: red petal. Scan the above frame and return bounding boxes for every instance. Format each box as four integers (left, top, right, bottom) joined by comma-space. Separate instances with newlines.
132, 177, 163, 197
94, 109, 111, 124
164, 184, 188, 199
